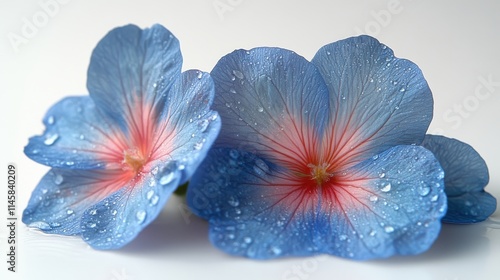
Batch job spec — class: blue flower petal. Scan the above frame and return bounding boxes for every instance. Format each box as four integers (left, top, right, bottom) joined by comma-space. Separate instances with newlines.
24, 96, 123, 169
210, 47, 330, 157
155, 70, 221, 183
80, 164, 180, 249
422, 135, 496, 223
316, 145, 446, 259
312, 36, 433, 168
188, 146, 446, 259
22, 168, 133, 235
188, 148, 320, 258
87, 24, 182, 131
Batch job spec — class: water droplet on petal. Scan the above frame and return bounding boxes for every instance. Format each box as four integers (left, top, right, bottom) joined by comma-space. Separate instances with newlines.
47, 116, 55, 125
89, 209, 97, 215
146, 190, 155, 200
29, 221, 51, 230
44, 133, 59, 145
384, 226, 395, 233
228, 196, 240, 207
339, 235, 348, 241
198, 119, 209, 132
159, 172, 175, 185
136, 210, 146, 224
197, 71, 203, 79
431, 194, 439, 202
229, 149, 239, 159
111, 209, 117, 215
53, 174, 63, 185
418, 186, 431, 196
243, 237, 252, 243
379, 172, 386, 178
194, 141, 204, 150
232, 70, 244, 79
66, 209, 74, 215
369, 195, 378, 202
381, 183, 391, 192
150, 195, 159, 206
257, 106, 264, 112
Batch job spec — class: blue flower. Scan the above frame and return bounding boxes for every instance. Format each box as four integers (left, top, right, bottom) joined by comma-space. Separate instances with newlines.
23, 24, 220, 249
422, 135, 496, 224
187, 35, 447, 260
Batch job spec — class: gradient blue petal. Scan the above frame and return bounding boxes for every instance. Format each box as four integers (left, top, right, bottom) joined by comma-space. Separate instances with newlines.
24, 96, 120, 169
312, 35, 433, 168
188, 148, 320, 258
155, 70, 221, 183
422, 135, 496, 223
210, 47, 329, 153
22, 168, 128, 235
188, 146, 446, 259
316, 145, 446, 259
80, 164, 181, 249
87, 24, 182, 131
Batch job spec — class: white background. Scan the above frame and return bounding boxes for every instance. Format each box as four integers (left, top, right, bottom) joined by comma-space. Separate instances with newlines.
1, 0, 499, 279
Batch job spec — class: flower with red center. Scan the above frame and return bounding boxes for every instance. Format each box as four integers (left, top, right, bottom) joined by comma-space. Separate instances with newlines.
22, 24, 220, 249
187, 36, 447, 259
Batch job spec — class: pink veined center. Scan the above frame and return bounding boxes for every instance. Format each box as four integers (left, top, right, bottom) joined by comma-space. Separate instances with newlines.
94, 98, 176, 193
261, 117, 369, 215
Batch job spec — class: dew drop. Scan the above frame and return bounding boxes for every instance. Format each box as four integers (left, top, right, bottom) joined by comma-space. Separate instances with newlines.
384, 226, 395, 233
53, 174, 64, 185
369, 230, 376, 237
431, 194, 439, 202
379, 172, 386, 178
65, 161, 74, 166
399, 87, 406, 92
232, 70, 244, 79
44, 133, 59, 145
381, 183, 392, 192
150, 195, 159, 206
159, 172, 175, 185
66, 209, 74, 215
194, 141, 204, 150
47, 116, 55, 125
79, 134, 85, 140
229, 88, 236, 94
229, 149, 239, 159
111, 209, 118, 216
257, 106, 264, 112
198, 119, 209, 132
369, 195, 378, 202
243, 237, 252, 244
87, 222, 97, 228
136, 210, 146, 224
197, 71, 203, 79
29, 221, 51, 230
228, 196, 240, 207
270, 246, 282, 255
418, 186, 431, 196
146, 190, 155, 200
339, 235, 348, 241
